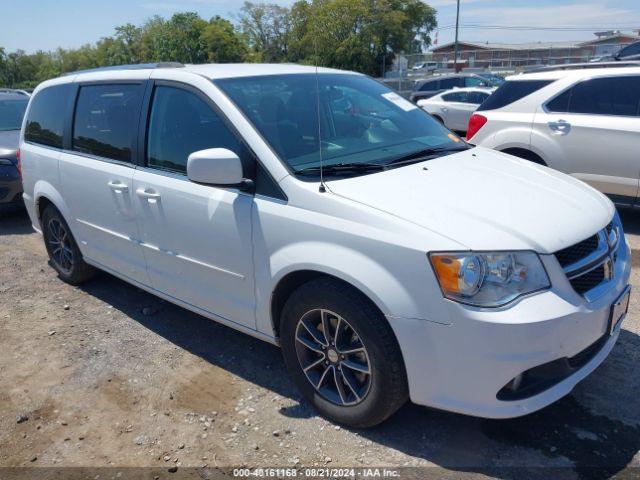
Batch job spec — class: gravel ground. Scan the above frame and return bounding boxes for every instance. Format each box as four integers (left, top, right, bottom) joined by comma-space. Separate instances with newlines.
1, 208, 639, 479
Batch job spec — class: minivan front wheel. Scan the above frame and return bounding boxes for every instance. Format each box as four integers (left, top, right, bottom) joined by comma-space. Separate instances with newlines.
42, 205, 96, 285
281, 278, 408, 427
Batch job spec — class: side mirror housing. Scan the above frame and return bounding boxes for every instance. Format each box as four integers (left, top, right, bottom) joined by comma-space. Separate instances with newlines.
187, 148, 244, 186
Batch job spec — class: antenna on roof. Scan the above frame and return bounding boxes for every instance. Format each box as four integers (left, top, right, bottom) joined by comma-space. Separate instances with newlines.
314, 37, 326, 193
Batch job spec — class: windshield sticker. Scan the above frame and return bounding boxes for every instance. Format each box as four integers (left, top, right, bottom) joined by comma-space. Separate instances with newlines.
381, 92, 417, 112
447, 133, 461, 143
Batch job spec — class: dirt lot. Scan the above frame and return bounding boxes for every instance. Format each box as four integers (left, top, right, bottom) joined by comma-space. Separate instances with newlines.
1, 208, 640, 479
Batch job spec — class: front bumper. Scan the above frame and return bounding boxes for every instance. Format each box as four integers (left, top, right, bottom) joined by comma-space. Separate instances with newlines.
0, 163, 23, 208
391, 237, 631, 418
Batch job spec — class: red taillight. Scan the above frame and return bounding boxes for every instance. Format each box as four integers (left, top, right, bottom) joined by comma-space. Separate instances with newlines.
466, 114, 488, 141
16, 148, 21, 177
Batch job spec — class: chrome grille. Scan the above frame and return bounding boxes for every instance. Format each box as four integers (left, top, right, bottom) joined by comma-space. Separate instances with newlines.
555, 220, 619, 300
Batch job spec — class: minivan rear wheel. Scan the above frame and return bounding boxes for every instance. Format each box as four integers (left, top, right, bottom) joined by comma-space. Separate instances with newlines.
42, 205, 96, 285
280, 277, 408, 427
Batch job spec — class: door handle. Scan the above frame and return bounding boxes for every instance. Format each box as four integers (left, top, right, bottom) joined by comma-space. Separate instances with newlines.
136, 188, 161, 200
107, 181, 129, 192
548, 119, 571, 135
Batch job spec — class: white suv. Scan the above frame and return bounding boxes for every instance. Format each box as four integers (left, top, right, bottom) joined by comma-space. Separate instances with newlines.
467, 63, 640, 205
20, 63, 631, 427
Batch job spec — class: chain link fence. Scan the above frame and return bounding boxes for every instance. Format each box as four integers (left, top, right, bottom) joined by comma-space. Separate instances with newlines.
380, 42, 632, 96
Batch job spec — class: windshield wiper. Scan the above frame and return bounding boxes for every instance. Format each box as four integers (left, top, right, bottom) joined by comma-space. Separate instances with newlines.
296, 162, 388, 176
385, 145, 469, 166
295, 145, 469, 176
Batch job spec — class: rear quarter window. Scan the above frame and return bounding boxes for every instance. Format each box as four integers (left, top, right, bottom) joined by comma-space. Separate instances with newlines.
477, 80, 553, 111
72, 84, 143, 162
24, 84, 71, 148
546, 76, 640, 116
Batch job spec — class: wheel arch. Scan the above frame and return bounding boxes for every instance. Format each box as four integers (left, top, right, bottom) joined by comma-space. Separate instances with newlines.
500, 147, 547, 166
270, 269, 391, 341
33, 181, 76, 236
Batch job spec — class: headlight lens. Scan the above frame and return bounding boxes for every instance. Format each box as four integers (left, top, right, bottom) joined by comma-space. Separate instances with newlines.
430, 251, 550, 307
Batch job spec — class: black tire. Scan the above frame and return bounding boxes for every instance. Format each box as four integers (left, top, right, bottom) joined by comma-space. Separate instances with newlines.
41, 205, 96, 285
432, 115, 445, 125
501, 148, 547, 166
280, 277, 408, 428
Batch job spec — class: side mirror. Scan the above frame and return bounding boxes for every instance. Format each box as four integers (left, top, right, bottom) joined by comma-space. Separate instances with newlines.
187, 148, 245, 187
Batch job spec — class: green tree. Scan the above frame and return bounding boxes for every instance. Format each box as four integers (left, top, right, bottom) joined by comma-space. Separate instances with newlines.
239, 2, 291, 62
202, 16, 248, 62
163, 12, 208, 63
0, 2, 438, 87
288, 0, 437, 76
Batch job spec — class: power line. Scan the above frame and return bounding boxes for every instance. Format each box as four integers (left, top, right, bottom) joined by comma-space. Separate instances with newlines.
436, 23, 640, 32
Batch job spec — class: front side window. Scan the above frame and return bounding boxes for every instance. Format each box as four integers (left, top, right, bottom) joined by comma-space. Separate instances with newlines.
216, 73, 463, 174
147, 86, 241, 174
73, 84, 143, 162
442, 92, 465, 102
0, 97, 28, 132
467, 92, 489, 104
25, 85, 71, 148
547, 76, 640, 116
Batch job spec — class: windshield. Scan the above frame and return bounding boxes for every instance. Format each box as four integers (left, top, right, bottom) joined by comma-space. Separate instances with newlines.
215, 74, 463, 174
0, 98, 28, 131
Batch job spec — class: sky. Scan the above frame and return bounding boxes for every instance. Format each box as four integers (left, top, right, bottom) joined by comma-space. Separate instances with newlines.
1, 0, 640, 53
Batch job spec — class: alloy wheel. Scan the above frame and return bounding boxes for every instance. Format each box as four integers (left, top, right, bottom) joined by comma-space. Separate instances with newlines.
47, 218, 74, 274
294, 309, 371, 406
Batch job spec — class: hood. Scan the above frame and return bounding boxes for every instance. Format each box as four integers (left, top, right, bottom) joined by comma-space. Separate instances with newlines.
327, 147, 614, 253
0, 130, 20, 162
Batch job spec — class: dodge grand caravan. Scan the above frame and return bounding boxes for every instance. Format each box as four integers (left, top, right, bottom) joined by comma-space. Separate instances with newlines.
20, 63, 631, 427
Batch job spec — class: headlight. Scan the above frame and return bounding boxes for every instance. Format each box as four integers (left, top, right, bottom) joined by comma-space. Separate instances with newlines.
429, 251, 550, 307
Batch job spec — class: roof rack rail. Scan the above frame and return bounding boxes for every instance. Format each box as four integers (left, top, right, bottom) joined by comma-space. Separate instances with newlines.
524, 61, 640, 74
62, 62, 185, 77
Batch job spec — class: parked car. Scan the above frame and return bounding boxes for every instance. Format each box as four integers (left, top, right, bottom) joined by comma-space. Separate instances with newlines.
417, 87, 495, 132
0, 89, 30, 211
592, 41, 640, 62
467, 63, 640, 206
21, 63, 630, 427
614, 41, 640, 61
476, 72, 505, 86
410, 73, 497, 102
412, 61, 437, 72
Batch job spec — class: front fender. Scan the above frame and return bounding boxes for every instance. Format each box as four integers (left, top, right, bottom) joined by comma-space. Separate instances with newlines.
254, 240, 444, 337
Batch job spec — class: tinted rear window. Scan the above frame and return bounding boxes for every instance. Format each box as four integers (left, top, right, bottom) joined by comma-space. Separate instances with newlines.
439, 78, 460, 89
477, 80, 553, 111
24, 85, 70, 148
0, 97, 28, 131
618, 42, 640, 58
72, 84, 143, 162
419, 79, 439, 91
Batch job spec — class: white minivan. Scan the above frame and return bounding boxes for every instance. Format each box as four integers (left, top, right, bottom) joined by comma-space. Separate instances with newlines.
20, 63, 631, 427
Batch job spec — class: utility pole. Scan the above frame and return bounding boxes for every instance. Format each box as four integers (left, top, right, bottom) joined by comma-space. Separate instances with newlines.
453, 0, 461, 73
